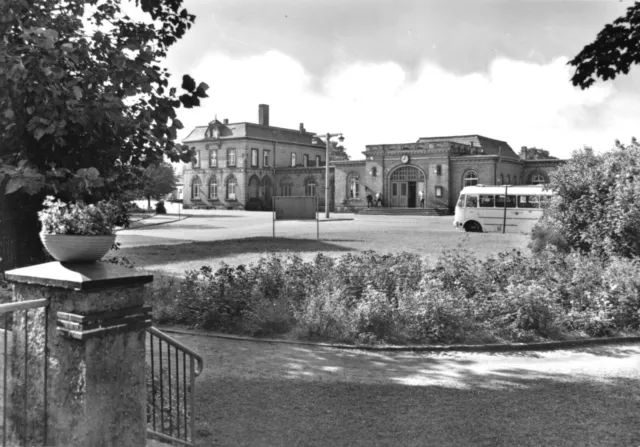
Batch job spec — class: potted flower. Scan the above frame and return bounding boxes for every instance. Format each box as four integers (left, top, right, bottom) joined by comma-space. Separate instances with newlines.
38, 196, 123, 263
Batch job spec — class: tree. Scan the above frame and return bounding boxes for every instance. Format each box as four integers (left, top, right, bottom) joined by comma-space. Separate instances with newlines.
330, 141, 350, 161
138, 163, 177, 209
0, 0, 206, 270
569, 2, 640, 89
534, 139, 640, 258
519, 147, 558, 160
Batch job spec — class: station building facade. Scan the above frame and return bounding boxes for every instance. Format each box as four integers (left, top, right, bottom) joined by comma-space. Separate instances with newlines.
181, 105, 565, 213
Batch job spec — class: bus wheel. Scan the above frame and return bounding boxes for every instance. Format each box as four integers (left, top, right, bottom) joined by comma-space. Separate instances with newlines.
465, 221, 482, 233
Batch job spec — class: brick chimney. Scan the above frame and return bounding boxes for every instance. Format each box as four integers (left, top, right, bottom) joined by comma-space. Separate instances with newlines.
299, 123, 305, 132
258, 104, 269, 126
223, 118, 229, 125
521, 146, 528, 159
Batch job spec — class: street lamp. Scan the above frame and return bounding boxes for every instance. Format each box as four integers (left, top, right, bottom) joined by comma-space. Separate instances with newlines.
316, 133, 344, 218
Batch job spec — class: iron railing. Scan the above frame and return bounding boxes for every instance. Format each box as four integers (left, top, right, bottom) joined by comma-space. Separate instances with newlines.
0, 298, 49, 447
146, 327, 204, 446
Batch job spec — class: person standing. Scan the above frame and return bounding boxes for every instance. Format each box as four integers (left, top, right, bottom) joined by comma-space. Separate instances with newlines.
366, 191, 373, 208
375, 191, 382, 207
419, 190, 424, 208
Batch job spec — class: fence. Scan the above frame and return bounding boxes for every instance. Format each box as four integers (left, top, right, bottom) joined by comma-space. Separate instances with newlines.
0, 298, 49, 446
146, 327, 204, 446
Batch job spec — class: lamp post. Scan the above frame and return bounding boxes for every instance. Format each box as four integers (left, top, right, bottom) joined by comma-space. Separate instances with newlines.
317, 133, 344, 218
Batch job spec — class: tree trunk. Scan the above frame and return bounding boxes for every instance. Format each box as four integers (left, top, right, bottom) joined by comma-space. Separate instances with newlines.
147, 195, 151, 210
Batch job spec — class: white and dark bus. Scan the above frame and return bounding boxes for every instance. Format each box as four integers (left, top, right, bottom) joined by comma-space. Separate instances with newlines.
453, 185, 554, 233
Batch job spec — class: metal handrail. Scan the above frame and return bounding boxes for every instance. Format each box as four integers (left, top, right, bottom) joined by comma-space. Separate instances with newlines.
0, 299, 48, 315
146, 326, 203, 376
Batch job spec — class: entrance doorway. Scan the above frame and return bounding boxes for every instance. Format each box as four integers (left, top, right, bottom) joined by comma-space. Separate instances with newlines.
389, 166, 426, 208
408, 182, 416, 208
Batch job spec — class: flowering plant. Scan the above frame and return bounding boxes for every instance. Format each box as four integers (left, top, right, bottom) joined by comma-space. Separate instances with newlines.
38, 196, 125, 236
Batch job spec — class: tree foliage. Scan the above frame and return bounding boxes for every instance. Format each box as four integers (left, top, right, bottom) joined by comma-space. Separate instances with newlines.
0, 0, 206, 197
536, 139, 640, 258
138, 162, 176, 205
519, 147, 558, 160
330, 141, 350, 161
569, 2, 640, 88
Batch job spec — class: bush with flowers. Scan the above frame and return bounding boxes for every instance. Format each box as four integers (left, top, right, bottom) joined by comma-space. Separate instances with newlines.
38, 196, 127, 236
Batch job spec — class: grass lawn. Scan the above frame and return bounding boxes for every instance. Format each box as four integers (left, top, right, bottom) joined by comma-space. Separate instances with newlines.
116, 213, 530, 276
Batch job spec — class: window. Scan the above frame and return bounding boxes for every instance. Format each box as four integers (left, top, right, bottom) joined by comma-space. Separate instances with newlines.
498, 174, 504, 186
435, 186, 443, 197
316, 155, 321, 167
495, 195, 517, 208
281, 183, 292, 196
532, 173, 546, 185
303, 154, 309, 167
370, 167, 377, 177
463, 170, 478, 187
392, 183, 398, 196
208, 177, 218, 199
251, 149, 259, 167
465, 195, 478, 208
191, 176, 202, 199
193, 150, 200, 168
435, 165, 442, 176
513, 176, 518, 185
518, 195, 539, 208
479, 195, 495, 207
457, 194, 465, 208
291, 153, 296, 167
263, 150, 270, 167
227, 177, 237, 200
227, 148, 236, 167
209, 150, 217, 167
305, 180, 316, 196
348, 174, 360, 199
507, 174, 511, 184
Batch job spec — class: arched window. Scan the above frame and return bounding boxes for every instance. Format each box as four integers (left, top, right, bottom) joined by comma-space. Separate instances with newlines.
348, 174, 360, 199
316, 155, 322, 167
532, 173, 546, 185
305, 179, 317, 196
191, 176, 202, 199
507, 174, 511, 184
303, 154, 309, 167
226, 176, 237, 200
281, 179, 292, 196
193, 149, 200, 168
249, 176, 259, 199
513, 176, 518, 185
291, 153, 296, 167
209, 150, 217, 167
463, 170, 478, 187
208, 177, 218, 199
498, 174, 504, 186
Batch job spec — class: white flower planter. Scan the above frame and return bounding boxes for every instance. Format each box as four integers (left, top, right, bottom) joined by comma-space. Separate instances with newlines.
40, 234, 116, 263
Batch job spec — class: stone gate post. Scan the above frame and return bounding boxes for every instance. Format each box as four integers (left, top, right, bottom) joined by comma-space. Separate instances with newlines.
5, 261, 153, 446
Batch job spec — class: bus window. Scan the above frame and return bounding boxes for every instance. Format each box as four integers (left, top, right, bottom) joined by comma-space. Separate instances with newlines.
479, 195, 495, 207
465, 195, 478, 208
457, 194, 465, 208
495, 195, 516, 208
518, 195, 540, 208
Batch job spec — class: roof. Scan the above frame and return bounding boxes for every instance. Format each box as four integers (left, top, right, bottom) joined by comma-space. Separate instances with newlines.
460, 184, 554, 196
417, 135, 519, 159
182, 122, 317, 146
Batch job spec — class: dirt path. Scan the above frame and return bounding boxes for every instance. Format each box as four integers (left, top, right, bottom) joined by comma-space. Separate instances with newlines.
167, 332, 640, 446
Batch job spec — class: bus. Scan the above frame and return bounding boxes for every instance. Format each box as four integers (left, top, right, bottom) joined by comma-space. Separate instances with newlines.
453, 184, 554, 233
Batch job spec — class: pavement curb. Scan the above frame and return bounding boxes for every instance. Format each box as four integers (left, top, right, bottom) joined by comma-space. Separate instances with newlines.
156, 326, 640, 353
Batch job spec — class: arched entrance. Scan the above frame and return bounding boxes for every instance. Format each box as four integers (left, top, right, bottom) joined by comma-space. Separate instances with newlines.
260, 176, 273, 210
389, 166, 426, 208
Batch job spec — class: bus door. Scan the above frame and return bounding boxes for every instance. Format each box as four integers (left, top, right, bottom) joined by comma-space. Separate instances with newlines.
495, 194, 518, 233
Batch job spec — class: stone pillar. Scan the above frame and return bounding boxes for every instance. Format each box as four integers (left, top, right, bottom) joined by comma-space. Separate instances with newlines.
5, 261, 153, 447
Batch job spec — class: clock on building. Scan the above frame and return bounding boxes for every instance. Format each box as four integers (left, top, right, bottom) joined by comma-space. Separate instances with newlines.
401, 154, 410, 164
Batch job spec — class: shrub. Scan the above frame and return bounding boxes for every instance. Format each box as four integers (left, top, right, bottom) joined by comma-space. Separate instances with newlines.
155, 200, 167, 214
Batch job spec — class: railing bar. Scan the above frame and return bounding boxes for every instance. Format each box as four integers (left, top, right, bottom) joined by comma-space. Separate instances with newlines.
146, 328, 203, 374
159, 337, 164, 435
150, 332, 156, 432
44, 305, 49, 445
3, 313, 7, 447
0, 299, 47, 315
167, 341, 172, 436
24, 310, 28, 446
176, 346, 180, 439
183, 351, 187, 440
190, 357, 195, 444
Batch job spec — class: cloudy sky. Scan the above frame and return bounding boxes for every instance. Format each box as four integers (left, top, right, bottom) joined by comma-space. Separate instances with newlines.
157, 0, 638, 159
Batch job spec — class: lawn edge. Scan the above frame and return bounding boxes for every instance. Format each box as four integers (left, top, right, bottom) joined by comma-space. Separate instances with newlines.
155, 326, 640, 353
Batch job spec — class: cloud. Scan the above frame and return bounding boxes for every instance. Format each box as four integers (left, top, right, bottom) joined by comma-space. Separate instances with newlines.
174, 50, 637, 159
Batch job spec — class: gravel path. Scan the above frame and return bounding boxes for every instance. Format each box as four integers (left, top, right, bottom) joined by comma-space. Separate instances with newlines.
169, 333, 640, 446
